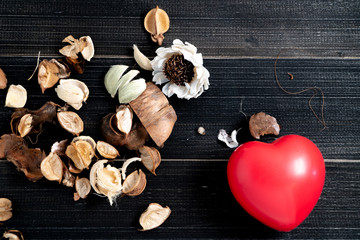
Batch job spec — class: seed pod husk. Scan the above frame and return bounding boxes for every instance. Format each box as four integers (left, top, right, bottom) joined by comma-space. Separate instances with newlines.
114, 105, 133, 134
62, 163, 75, 187
55, 79, 89, 110
75, 177, 91, 199
38, 59, 70, 93
2, 230, 24, 240
139, 146, 161, 175
17, 114, 33, 137
40, 152, 63, 183
0, 68, 7, 89
122, 169, 147, 196
144, 6, 170, 46
57, 111, 84, 136
5, 85, 27, 108
96, 141, 119, 159
139, 203, 171, 231
51, 139, 68, 157
133, 45, 152, 71
0, 198, 12, 222
65, 140, 94, 171
72, 136, 96, 150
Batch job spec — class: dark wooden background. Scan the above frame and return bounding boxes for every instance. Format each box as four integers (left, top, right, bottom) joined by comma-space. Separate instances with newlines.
0, 0, 359, 239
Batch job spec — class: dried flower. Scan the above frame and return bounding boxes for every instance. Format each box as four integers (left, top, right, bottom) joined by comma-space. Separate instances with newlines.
38, 59, 70, 93
59, 35, 94, 61
57, 111, 84, 136
2, 230, 24, 240
139, 146, 161, 175
96, 141, 119, 159
249, 112, 280, 139
0, 68, 7, 89
144, 6, 170, 46
55, 79, 89, 110
133, 45, 152, 71
5, 85, 27, 108
74, 177, 91, 200
0, 198, 12, 222
40, 152, 63, 183
139, 203, 171, 231
151, 39, 210, 99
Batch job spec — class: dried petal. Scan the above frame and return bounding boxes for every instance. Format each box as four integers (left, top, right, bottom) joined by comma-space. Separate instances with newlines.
17, 114, 33, 137
139, 146, 161, 175
144, 6, 170, 45
40, 152, 63, 182
2, 230, 24, 240
122, 169, 147, 196
249, 112, 280, 139
75, 177, 91, 199
57, 111, 84, 136
104, 65, 128, 98
96, 141, 119, 159
118, 78, 146, 104
0, 68, 7, 89
139, 203, 171, 231
218, 129, 239, 148
133, 45, 152, 71
115, 105, 133, 134
5, 85, 27, 108
0, 198, 12, 222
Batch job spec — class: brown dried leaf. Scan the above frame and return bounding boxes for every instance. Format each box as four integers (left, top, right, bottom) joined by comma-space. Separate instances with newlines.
96, 141, 119, 159
249, 112, 280, 139
122, 170, 147, 196
0, 68, 7, 89
139, 203, 171, 231
57, 111, 84, 136
0, 198, 12, 222
139, 146, 161, 175
40, 152, 63, 183
144, 6, 170, 46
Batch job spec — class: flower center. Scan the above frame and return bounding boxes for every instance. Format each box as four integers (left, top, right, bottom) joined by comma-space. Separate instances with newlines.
163, 54, 195, 86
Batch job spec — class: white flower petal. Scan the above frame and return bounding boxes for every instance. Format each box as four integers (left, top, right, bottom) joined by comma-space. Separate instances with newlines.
153, 72, 169, 85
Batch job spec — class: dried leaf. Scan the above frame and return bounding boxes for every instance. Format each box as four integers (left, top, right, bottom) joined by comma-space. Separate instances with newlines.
139, 203, 171, 231
249, 112, 280, 139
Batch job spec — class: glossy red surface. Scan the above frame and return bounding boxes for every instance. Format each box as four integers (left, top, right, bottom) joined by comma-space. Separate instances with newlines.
227, 135, 325, 231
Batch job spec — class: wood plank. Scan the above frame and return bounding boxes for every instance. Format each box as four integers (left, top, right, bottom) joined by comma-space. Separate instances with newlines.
0, 0, 359, 58
0, 160, 358, 239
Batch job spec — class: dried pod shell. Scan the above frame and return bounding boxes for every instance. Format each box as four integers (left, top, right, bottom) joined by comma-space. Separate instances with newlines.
57, 111, 84, 136
40, 152, 63, 183
144, 6, 170, 46
139, 203, 171, 231
249, 112, 280, 139
51, 139, 68, 156
3, 230, 24, 240
139, 146, 161, 175
38, 59, 70, 93
79, 36, 95, 61
0, 68, 7, 89
72, 136, 96, 151
59, 35, 94, 61
0, 198, 12, 222
62, 163, 75, 188
5, 85, 27, 108
96, 141, 119, 159
122, 169, 147, 196
115, 105, 133, 134
65, 140, 94, 171
75, 177, 91, 199
17, 114, 33, 137
55, 79, 89, 110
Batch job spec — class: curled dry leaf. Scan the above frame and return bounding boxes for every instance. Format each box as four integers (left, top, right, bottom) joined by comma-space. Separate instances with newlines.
51, 139, 68, 156
17, 114, 33, 137
90, 160, 122, 205
55, 79, 89, 110
101, 113, 148, 150
75, 177, 91, 200
0, 68, 7, 89
115, 105, 133, 134
133, 45, 152, 71
139, 203, 171, 231
144, 6, 170, 46
5, 85, 27, 108
2, 230, 24, 240
59, 35, 94, 61
249, 112, 280, 139
122, 169, 147, 197
0, 198, 12, 222
96, 141, 119, 159
0, 134, 45, 181
130, 82, 177, 147
38, 59, 70, 93
65, 140, 94, 171
139, 146, 161, 175
57, 111, 84, 136
40, 152, 63, 183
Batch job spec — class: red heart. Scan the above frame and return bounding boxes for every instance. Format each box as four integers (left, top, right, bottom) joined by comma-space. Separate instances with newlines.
227, 135, 325, 231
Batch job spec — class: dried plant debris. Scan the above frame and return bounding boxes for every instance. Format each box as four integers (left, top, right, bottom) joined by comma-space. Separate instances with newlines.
0, 198, 12, 222
38, 59, 70, 93
40, 152, 63, 183
139, 203, 171, 231
74, 177, 91, 201
218, 129, 239, 148
62, 164, 75, 188
72, 136, 96, 150
0, 134, 45, 181
115, 105, 133, 134
101, 112, 148, 150
104, 65, 146, 103
55, 79, 89, 110
96, 141, 119, 159
122, 169, 147, 197
197, 126, 206, 135
65, 139, 95, 171
5, 85, 27, 108
2, 230, 24, 240
59, 35, 94, 61
0, 68, 7, 89
133, 45, 152, 71
144, 6, 170, 46
11, 101, 57, 138
139, 146, 161, 175
51, 140, 68, 156
130, 82, 177, 147
249, 112, 280, 139
57, 111, 84, 136
90, 160, 122, 205
120, 157, 142, 180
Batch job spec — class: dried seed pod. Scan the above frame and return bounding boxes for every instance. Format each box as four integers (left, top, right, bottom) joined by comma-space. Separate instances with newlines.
0, 198, 12, 222
133, 45, 152, 71
55, 79, 89, 110
139, 203, 171, 231
51, 139, 68, 156
38, 59, 70, 93
120, 157, 141, 180
79, 36, 95, 61
59, 35, 94, 61
0, 68, 7, 89
75, 177, 91, 199
65, 140, 94, 171
65, 57, 85, 74
2, 230, 24, 240
96, 141, 119, 159
122, 169, 147, 196
197, 126, 206, 135
218, 129, 239, 148
115, 105, 133, 134
249, 112, 280, 139
130, 82, 177, 147
144, 6, 170, 46
90, 160, 122, 205
57, 111, 84, 136
5, 85, 27, 108
139, 146, 161, 175
17, 114, 33, 137
72, 136, 96, 151
62, 163, 75, 188
40, 152, 63, 183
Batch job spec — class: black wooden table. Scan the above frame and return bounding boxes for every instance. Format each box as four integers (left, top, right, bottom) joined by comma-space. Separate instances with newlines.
0, 0, 359, 239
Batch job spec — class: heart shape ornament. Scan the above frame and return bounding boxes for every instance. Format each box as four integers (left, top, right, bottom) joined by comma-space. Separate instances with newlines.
227, 135, 325, 231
